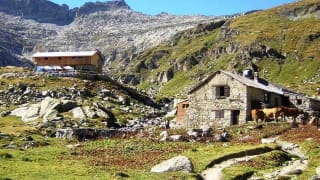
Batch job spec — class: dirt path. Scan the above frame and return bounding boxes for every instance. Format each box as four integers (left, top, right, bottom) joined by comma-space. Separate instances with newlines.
200, 137, 309, 180
254, 139, 309, 179
201, 155, 258, 180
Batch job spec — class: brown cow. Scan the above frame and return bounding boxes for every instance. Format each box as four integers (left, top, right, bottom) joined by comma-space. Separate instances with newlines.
262, 107, 284, 122
251, 109, 265, 124
282, 107, 304, 122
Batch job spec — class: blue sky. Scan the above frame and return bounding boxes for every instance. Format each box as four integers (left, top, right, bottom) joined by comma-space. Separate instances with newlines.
51, 0, 297, 16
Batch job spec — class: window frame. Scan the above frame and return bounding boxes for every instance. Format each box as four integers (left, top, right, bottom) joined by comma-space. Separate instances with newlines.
214, 85, 230, 99
182, 104, 189, 109
215, 110, 225, 119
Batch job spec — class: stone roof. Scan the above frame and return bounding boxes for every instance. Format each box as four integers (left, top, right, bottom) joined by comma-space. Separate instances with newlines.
32, 51, 98, 58
189, 70, 283, 95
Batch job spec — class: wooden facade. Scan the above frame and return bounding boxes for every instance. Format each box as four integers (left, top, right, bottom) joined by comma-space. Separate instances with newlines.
32, 50, 103, 73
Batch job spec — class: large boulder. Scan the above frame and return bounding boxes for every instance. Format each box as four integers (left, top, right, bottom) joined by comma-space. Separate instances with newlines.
170, 135, 185, 142
261, 137, 277, 144
93, 102, 118, 127
82, 106, 98, 119
151, 155, 194, 173
39, 97, 59, 117
11, 104, 40, 122
55, 99, 78, 113
70, 107, 87, 120
40, 97, 78, 116
43, 109, 61, 122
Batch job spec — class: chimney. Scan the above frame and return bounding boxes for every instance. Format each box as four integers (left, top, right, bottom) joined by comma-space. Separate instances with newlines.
254, 72, 259, 82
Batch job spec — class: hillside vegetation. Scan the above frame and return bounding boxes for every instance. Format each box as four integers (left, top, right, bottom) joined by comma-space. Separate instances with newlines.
116, 0, 320, 99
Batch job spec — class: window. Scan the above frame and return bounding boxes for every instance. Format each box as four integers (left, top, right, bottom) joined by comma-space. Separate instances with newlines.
214, 86, 230, 98
182, 104, 189, 109
297, 99, 302, 105
215, 110, 225, 119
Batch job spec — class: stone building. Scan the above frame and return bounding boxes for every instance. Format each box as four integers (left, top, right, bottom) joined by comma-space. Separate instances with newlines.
185, 70, 286, 128
283, 89, 320, 113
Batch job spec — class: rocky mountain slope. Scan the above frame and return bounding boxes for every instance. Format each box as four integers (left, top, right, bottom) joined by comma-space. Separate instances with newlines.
114, 0, 320, 98
0, 67, 165, 130
0, 0, 215, 67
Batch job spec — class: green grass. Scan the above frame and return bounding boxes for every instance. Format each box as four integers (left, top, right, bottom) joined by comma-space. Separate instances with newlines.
159, 71, 195, 98
0, 116, 35, 135
183, 143, 276, 173
0, 121, 319, 179
0, 142, 114, 180
297, 140, 320, 179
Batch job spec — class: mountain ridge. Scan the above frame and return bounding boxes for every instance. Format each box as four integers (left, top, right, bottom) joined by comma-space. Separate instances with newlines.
0, 0, 131, 25
113, 0, 320, 99
0, 0, 216, 68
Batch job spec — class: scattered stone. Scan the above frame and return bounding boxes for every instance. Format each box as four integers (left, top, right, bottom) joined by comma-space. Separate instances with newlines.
159, 130, 168, 142
281, 169, 303, 176
43, 109, 61, 122
151, 155, 194, 173
261, 137, 277, 144
56, 129, 74, 139
6, 142, 17, 149
170, 135, 184, 142
0, 111, 10, 117
21, 135, 33, 141
70, 107, 87, 120
0, 133, 10, 139
22, 142, 36, 149
114, 172, 129, 178
187, 129, 199, 138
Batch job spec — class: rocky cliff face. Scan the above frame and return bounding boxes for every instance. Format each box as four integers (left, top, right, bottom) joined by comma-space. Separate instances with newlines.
0, 0, 73, 25
34, 9, 215, 66
0, 0, 214, 68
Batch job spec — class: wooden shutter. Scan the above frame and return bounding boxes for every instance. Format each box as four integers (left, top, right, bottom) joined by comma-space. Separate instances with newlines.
224, 86, 230, 97
215, 111, 220, 118
215, 110, 225, 118
215, 87, 220, 97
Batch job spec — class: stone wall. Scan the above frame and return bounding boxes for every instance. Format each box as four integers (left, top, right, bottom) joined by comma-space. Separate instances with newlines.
187, 72, 248, 128
286, 93, 320, 112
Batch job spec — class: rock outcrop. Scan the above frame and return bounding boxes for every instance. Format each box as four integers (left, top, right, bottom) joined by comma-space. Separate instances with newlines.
151, 156, 194, 173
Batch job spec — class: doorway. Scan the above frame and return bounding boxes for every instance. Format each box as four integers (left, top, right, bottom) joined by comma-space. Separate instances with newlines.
231, 110, 240, 125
